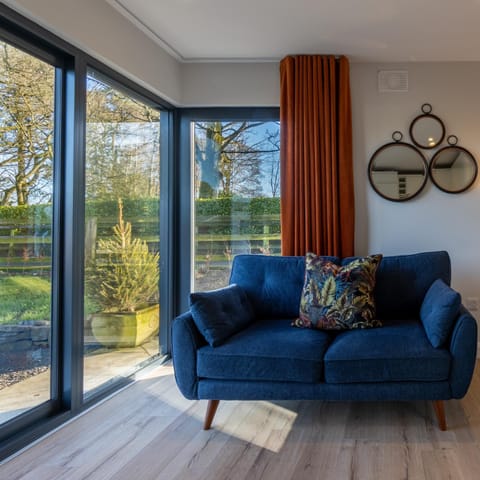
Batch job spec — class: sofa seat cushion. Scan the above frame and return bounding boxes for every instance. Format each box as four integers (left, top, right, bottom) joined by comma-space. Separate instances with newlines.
197, 319, 332, 383
324, 319, 451, 384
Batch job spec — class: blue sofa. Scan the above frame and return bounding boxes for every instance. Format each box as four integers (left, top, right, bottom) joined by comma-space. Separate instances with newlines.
172, 251, 477, 431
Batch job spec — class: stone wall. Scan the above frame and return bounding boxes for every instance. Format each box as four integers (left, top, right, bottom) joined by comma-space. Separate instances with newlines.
0, 320, 50, 373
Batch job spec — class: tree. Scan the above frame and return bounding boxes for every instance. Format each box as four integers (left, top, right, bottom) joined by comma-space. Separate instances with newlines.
0, 41, 54, 206
86, 198, 159, 312
0, 43, 160, 207
264, 125, 280, 197
194, 121, 265, 198
85, 76, 160, 201
194, 121, 281, 199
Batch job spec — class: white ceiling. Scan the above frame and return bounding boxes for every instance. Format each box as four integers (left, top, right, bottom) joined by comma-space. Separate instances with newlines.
108, 0, 480, 63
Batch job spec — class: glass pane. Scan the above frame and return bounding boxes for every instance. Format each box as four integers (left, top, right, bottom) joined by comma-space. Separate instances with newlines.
193, 121, 280, 291
0, 41, 55, 422
84, 70, 160, 397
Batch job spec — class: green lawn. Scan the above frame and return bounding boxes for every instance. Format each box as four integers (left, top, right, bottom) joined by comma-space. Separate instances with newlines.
0, 276, 51, 325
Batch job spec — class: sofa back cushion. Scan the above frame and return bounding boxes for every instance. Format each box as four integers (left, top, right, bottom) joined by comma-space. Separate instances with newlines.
230, 255, 339, 318
343, 251, 451, 319
230, 251, 450, 320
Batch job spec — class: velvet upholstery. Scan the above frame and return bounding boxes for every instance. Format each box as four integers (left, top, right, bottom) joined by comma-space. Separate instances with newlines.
172, 311, 206, 399
449, 307, 478, 398
197, 319, 331, 383
324, 319, 451, 383
172, 251, 477, 412
420, 279, 461, 348
342, 251, 451, 319
229, 254, 339, 318
190, 284, 254, 347
198, 379, 451, 401
295, 253, 382, 330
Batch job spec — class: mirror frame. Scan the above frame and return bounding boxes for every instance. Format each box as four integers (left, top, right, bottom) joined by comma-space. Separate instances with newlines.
429, 145, 478, 194
409, 104, 445, 149
368, 141, 428, 202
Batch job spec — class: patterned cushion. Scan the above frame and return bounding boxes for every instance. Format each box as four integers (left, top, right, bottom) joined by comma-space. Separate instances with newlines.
293, 253, 383, 330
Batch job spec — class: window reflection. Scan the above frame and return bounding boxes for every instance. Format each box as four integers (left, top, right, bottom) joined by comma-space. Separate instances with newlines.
192, 121, 281, 291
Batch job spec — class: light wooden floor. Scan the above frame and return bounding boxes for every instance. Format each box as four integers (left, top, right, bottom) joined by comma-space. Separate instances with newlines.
2, 362, 480, 480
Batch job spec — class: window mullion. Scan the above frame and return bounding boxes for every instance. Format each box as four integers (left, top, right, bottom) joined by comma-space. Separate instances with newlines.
61, 57, 87, 411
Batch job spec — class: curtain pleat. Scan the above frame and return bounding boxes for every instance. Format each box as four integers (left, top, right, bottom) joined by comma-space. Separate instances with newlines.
280, 55, 354, 257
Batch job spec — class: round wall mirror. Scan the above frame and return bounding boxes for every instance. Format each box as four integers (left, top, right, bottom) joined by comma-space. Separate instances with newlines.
429, 143, 478, 194
368, 141, 428, 202
409, 104, 445, 149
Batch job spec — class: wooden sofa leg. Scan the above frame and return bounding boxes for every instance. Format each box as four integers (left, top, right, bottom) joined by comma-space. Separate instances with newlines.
433, 400, 447, 431
203, 400, 220, 430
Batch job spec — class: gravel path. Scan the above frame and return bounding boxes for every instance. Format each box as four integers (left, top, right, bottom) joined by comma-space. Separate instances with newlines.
0, 366, 49, 390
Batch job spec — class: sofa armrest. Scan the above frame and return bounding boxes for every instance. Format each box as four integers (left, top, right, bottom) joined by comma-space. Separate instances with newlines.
449, 306, 478, 398
172, 312, 207, 399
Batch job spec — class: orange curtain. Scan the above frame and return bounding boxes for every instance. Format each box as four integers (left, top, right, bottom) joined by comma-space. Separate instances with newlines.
280, 55, 354, 257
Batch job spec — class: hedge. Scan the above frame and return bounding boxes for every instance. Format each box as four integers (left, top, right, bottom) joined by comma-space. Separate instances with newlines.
0, 199, 160, 223
84, 198, 160, 219
0, 204, 53, 224
1, 196, 281, 237
195, 197, 280, 217
1, 197, 280, 221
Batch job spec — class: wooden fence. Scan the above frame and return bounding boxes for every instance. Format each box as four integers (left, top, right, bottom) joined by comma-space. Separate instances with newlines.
0, 213, 281, 275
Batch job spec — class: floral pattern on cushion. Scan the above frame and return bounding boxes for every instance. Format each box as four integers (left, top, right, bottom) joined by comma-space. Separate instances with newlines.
293, 253, 383, 330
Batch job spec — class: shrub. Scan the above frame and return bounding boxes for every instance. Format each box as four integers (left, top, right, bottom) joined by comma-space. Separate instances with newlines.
86, 199, 159, 313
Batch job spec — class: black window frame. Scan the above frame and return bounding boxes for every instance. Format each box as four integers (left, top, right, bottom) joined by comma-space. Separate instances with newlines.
177, 108, 280, 314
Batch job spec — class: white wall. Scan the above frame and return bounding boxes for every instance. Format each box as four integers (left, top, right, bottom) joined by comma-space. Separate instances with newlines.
181, 62, 280, 106
4, 0, 182, 105
351, 62, 480, 300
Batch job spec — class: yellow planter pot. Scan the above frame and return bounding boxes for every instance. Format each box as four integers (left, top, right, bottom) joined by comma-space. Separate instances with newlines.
91, 304, 159, 348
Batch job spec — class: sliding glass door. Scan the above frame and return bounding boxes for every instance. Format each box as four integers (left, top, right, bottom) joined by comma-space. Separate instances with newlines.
83, 70, 161, 397
0, 5, 172, 458
0, 40, 55, 423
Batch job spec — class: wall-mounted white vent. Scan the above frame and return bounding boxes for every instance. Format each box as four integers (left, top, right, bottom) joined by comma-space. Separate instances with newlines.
378, 70, 408, 93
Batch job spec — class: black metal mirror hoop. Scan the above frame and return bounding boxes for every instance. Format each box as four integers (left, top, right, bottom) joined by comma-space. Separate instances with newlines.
392, 130, 403, 142
447, 134, 458, 146
409, 103, 445, 149
429, 139, 478, 194
368, 140, 428, 202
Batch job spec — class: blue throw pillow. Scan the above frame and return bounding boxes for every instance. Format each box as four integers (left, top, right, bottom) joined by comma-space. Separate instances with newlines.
420, 279, 461, 348
190, 284, 254, 347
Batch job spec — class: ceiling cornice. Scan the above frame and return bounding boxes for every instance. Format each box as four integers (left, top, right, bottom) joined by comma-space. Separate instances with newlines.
106, 0, 281, 64
106, 0, 184, 61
